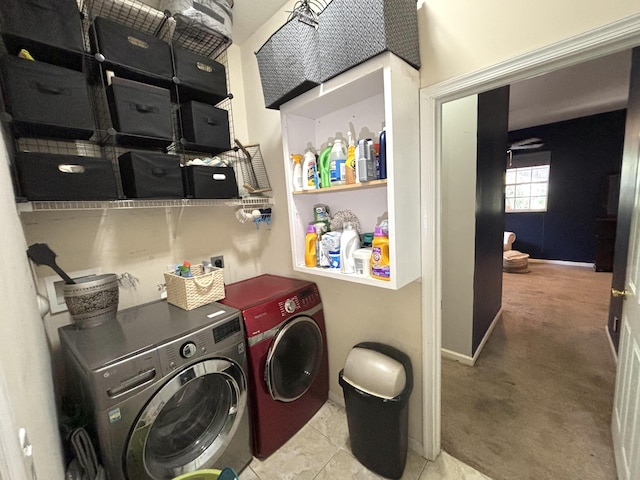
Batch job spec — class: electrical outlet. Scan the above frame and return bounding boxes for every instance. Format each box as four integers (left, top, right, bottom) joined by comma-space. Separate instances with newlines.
211, 255, 224, 269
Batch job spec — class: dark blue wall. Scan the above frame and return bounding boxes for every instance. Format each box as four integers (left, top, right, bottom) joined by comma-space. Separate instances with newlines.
506, 110, 626, 262
473, 86, 509, 354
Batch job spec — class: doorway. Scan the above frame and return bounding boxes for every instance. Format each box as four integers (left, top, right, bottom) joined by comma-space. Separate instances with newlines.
420, 13, 640, 464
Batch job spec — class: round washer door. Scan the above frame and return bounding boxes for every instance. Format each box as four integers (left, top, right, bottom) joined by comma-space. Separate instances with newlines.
265, 316, 323, 402
125, 358, 247, 480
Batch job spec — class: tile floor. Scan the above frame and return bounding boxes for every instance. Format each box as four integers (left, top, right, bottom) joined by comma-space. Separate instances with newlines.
238, 399, 492, 480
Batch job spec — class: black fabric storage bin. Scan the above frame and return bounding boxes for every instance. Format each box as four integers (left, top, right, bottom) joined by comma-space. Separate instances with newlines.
0, 0, 85, 70
255, 17, 321, 110
173, 47, 227, 105
107, 77, 173, 148
180, 101, 231, 154
318, 0, 420, 82
182, 166, 238, 199
118, 151, 184, 199
0, 56, 94, 140
90, 17, 173, 86
15, 152, 118, 201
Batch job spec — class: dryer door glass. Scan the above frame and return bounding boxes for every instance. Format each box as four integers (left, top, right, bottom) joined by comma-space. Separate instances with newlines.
126, 358, 247, 479
265, 316, 323, 402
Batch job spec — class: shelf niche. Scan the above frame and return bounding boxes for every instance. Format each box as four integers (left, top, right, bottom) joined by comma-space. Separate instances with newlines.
280, 52, 421, 290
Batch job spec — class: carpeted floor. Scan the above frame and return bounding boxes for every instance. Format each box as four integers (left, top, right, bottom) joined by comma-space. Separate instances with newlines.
441, 262, 618, 480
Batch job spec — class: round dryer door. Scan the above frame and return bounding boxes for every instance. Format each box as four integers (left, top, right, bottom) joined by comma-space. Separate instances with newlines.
125, 358, 247, 480
265, 316, 323, 402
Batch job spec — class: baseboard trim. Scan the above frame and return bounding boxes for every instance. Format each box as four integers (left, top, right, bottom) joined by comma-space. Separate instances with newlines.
441, 309, 503, 366
328, 390, 344, 408
528, 258, 595, 268
605, 326, 618, 365
441, 348, 474, 366
471, 308, 503, 364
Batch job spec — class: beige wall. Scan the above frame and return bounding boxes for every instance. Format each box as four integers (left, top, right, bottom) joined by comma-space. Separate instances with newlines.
417, 0, 640, 87
3, 0, 640, 475
0, 132, 64, 478
236, 0, 424, 446
441, 96, 478, 357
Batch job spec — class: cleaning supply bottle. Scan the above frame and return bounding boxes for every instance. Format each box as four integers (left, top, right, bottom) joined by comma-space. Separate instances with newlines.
345, 132, 356, 185
302, 149, 318, 190
378, 128, 387, 179
370, 225, 390, 281
340, 222, 360, 274
357, 139, 368, 182
318, 144, 333, 188
305, 225, 318, 267
291, 154, 303, 192
329, 138, 347, 185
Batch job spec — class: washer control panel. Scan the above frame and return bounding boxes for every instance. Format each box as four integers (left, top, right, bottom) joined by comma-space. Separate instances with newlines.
284, 298, 297, 314
277, 286, 321, 318
180, 342, 197, 359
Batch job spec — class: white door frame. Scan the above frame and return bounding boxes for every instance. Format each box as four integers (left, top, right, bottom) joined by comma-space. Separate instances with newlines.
420, 13, 640, 461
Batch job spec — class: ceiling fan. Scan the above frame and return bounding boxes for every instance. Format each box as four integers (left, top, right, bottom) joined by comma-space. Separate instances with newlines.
507, 137, 545, 166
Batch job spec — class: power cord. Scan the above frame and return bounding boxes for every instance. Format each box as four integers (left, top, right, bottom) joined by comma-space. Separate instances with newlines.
69, 428, 105, 480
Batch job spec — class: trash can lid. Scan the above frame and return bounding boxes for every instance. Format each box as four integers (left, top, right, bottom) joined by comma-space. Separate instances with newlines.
342, 346, 407, 399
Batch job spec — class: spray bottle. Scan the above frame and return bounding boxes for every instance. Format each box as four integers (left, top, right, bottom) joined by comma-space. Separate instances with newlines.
291, 154, 303, 192
345, 132, 356, 185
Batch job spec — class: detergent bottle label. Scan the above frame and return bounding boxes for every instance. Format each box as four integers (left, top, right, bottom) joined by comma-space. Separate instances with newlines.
371, 246, 390, 279
307, 164, 316, 187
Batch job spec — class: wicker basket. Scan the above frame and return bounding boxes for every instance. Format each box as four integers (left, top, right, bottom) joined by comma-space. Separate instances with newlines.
164, 264, 225, 310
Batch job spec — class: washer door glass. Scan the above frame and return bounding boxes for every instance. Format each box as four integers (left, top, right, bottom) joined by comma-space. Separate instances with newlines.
265, 316, 323, 402
126, 358, 246, 480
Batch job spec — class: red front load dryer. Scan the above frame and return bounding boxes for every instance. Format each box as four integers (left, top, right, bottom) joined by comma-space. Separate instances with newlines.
220, 274, 329, 459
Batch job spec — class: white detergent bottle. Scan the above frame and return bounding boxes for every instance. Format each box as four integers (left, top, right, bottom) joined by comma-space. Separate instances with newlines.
302, 149, 317, 190
340, 222, 360, 274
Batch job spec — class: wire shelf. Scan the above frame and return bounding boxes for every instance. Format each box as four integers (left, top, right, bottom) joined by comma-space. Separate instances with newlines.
17, 196, 273, 213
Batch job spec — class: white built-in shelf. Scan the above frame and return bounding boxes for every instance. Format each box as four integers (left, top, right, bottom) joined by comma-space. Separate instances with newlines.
280, 52, 420, 290
293, 180, 386, 195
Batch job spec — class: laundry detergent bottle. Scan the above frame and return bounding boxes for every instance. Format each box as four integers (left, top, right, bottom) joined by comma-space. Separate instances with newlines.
329, 138, 347, 185
340, 222, 360, 274
318, 144, 332, 188
370, 225, 390, 281
302, 149, 318, 190
305, 225, 318, 267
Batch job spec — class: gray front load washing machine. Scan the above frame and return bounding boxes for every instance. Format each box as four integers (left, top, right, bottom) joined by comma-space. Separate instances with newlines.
59, 300, 252, 480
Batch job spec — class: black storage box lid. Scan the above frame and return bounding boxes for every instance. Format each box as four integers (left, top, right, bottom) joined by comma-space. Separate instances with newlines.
15, 152, 118, 201
0, 0, 85, 70
179, 101, 231, 154
173, 47, 227, 105
0, 55, 95, 140
107, 77, 173, 148
90, 16, 173, 87
182, 166, 238, 199
118, 151, 184, 199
